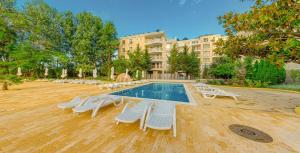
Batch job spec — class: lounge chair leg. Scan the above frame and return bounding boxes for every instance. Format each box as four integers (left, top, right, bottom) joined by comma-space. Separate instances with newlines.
203, 94, 216, 99
233, 96, 238, 101
139, 119, 143, 129
173, 126, 176, 137
92, 109, 98, 118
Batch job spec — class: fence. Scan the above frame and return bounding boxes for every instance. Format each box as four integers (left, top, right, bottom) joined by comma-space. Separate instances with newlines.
145, 73, 196, 80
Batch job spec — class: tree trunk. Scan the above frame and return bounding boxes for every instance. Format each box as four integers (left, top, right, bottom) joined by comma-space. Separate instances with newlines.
2, 81, 8, 90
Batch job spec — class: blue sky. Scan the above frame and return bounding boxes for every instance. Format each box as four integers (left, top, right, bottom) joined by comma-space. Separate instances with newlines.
17, 0, 254, 39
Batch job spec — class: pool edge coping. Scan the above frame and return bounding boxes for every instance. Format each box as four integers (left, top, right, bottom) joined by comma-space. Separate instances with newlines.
108, 82, 197, 106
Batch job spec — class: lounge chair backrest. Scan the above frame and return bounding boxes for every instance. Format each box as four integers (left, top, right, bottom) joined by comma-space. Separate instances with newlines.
71, 97, 81, 103
131, 100, 151, 112
152, 102, 175, 115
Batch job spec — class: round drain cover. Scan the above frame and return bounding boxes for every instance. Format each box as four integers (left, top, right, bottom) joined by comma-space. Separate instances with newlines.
229, 124, 273, 143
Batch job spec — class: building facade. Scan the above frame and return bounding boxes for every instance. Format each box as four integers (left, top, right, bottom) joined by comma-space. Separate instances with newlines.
118, 31, 227, 77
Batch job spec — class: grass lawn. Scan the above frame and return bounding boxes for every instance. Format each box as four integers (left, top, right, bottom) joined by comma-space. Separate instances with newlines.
269, 83, 300, 92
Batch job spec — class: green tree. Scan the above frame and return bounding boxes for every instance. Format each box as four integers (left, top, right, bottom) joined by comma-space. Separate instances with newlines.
142, 48, 152, 71
0, 0, 120, 83
186, 50, 200, 77
253, 60, 259, 80
99, 22, 119, 77
209, 56, 236, 79
72, 12, 95, 77
244, 56, 254, 79
253, 59, 286, 84
0, 0, 20, 90
168, 44, 179, 74
202, 65, 209, 79
290, 70, 300, 83
215, 0, 300, 65
128, 45, 144, 76
112, 57, 129, 75
178, 45, 189, 74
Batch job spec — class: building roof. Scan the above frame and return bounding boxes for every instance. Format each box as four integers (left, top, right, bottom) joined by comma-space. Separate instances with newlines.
119, 31, 166, 39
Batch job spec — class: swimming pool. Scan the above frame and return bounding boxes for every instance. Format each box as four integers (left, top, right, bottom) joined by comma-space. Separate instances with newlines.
110, 83, 190, 103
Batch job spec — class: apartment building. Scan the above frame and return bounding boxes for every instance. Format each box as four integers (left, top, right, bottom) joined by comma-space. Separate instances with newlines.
118, 31, 226, 77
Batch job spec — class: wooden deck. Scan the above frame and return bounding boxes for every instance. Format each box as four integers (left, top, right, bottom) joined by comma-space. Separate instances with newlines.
0, 81, 300, 153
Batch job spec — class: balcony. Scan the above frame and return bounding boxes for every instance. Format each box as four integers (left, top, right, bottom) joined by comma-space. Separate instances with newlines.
145, 39, 163, 46
191, 42, 201, 46
151, 64, 163, 70
148, 48, 162, 53
151, 67, 163, 71
151, 57, 163, 62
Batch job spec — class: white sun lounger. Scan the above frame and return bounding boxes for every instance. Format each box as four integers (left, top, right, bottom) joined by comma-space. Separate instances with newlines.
57, 97, 83, 110
72, 95, 122, 118
193, 82, 208, 87
200, 89, 239, 101
115, 100, 153, 129
143, 102, 177, 137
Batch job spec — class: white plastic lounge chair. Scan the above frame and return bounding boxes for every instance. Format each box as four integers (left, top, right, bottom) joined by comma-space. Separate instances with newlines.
57, 96, 83, 110
98, 83, 107, 89
196, 85, 216, 91
200, 89, 239, 101
193, 82, 208, 87
72, 95, 122, 118
124, 82, 134, 86
143, 102, 176, 137
115, 100, 153, 129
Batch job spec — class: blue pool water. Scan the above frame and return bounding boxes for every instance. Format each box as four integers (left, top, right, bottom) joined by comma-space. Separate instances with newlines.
110, 83, 189, 103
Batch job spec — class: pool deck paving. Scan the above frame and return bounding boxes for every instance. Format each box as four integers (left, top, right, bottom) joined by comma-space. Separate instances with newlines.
0, 81, 300, 153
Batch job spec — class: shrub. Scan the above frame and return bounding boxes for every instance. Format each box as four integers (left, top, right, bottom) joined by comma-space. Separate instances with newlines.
245, 79, 255, 87
269, 83, 300, 91
208, 56, 236, 79
244, 56, 254, 79
245, 79, 270, 88
207, 79, 225, 85
252, 59, 286, 85
290, 70, 300, 83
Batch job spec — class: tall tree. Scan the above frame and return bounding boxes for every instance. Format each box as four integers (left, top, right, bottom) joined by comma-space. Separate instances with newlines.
187, 50, 200, 77
99, 22, 119, 77
209, 56, 236, 79
178, 45, 189, 74
142, 48, 152, 71
244, 56, 254, 79
215, 0, 300, 66
167, 44, 179, 74
112, 57, 129, 75
0, 0, 120, 85
128, 45, 144, 73
0, 0, 21, 90
72, 12, 102, 77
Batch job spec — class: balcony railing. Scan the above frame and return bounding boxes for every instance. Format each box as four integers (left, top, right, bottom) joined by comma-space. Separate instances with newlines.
145, 39, 163, 45
148, 48, 162, 53
151, 58, 163, 61
151, 65, 163, 69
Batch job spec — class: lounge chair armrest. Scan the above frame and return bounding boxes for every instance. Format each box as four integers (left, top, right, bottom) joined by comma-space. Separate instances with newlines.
121, 102, 131, 113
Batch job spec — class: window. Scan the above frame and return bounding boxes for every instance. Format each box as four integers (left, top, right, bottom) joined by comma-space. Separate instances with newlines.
211, 37, 215, 42
204, 58, 210, 63
192, 41, 198, 44
203, 51, 210, 56
122, 40, 126, 45
203, 44, 210, 49
129, 39, 133, 44
203, 38, 208, 42
192, 45, 201, 51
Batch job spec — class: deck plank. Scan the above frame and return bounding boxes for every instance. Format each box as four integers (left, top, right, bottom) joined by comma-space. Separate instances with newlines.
0, 81, 300, 153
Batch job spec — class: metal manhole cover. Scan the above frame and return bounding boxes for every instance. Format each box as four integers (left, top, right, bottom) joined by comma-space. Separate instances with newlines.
229, 124, 273, 143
